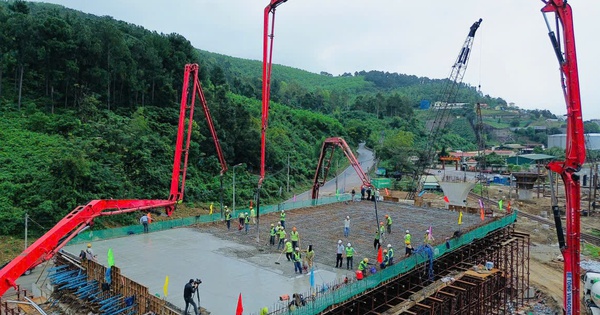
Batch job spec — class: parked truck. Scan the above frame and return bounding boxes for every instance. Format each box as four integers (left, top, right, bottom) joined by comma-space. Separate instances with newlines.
583, 270, 600, 315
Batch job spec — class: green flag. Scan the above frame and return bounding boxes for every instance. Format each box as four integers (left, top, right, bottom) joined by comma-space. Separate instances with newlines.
498, 200, 503, 210
107, 248, 115, 267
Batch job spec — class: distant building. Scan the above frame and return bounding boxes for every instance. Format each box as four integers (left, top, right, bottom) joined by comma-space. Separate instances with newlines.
506, 154, 555, 166
420, 100, 431, 110
548, 133, 600, 150
432, 102, 468, 110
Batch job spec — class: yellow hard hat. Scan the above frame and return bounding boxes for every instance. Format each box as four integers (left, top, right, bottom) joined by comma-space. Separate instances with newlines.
363, 258, 369, 263
270, 223, 274, 227
87, 243, 92, 248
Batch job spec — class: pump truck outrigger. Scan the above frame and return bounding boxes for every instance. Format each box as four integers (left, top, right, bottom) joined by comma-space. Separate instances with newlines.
0, 63, 227, 296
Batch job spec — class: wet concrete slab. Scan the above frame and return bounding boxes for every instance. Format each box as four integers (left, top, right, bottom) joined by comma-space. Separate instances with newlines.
64, 228, 343, 314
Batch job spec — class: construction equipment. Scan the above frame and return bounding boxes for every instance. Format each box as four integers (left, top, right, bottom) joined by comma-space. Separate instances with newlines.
311, 137, 371, 200
541, 1, 585, 315
406, 18, 482, 200
0, 63, 227, 296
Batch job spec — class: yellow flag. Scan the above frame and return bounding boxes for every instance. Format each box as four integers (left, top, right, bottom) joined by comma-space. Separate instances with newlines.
458, 211, 463, 225
163, 276, 169, 297
209, 203, 214, 215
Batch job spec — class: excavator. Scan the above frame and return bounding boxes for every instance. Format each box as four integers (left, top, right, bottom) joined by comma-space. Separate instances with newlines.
0, 63, 228, 296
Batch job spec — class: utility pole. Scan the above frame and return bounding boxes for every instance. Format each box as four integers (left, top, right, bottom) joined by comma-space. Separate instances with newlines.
24, 213, 28, 250
335, 159, 339, 194
287, 154, 290, 193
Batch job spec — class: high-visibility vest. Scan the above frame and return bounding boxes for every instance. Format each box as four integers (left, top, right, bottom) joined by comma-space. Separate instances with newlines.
379, 225, 385, 234
279, 230, 287, 239
290, 231, 299, 241
293, 251, 301, 262
388, 248, 394, 259
225, 213, 231, 220
375, 230, 381, 240
270, 227, 276, 236
345, 247, 354, 257
280, 212, 286, 221
285, 242, 293, 253
358, 260, 367, 271
386, 216, 392, 226
245, 216, 250, 224
404, 234, 411, 244
250, 209, 255, 217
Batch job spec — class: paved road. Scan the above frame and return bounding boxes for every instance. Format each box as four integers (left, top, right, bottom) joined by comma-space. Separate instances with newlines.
286, 143, 374, 203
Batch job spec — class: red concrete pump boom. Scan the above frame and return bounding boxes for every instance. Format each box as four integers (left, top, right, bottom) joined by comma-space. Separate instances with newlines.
259, 0, 288, 187
541, 1, 585, 314
0, 63, 224, 297
312, 137, 371, 200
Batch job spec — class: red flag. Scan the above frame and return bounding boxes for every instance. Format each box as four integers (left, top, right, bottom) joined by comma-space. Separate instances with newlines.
385, 188, 390, 196
480, 207, 485, 221
236, 293, 244, 315
443, 196, 449, 203
507, 201, 512, 214
377, 247, 383, 264
250, 200, 253, 208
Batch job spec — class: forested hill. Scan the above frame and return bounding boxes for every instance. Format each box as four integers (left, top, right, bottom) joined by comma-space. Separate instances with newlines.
0, 1, 514, 238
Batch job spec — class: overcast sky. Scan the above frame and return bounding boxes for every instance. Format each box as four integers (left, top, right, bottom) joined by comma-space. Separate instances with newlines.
33, 0, 600, 119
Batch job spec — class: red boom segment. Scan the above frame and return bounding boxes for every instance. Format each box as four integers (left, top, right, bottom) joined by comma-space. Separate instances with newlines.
542, 1, 585, 314
312, 137, 371, 199
260, 0, 289, 186
0, 64, 226, 297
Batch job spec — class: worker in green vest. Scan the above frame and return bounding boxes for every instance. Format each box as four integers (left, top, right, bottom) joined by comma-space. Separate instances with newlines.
345, 243, 356, 270
280, 210, 286, 228
269, 224, 276, 246
277, 227, 287, 250
225, 208, 231, 230
385, 214, 392, 234
380, 249, 389, 269
373, 228, 381, 250
358, 258, 371, 277
250, 206, 256, 224
293, 247, 302, 274
284, 239, 294, 261
290, 227, 300, 249
379, 222, 386, 242
244, 212, 250, 234
386, 244, 395, 265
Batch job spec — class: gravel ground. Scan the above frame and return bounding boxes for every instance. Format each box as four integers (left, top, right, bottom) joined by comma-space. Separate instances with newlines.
197, 200, 491, 273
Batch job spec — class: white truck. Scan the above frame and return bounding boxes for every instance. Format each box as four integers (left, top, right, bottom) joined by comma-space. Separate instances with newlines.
583, 270, 600, 315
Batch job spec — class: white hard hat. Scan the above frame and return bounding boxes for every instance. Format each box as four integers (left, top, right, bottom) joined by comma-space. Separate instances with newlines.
387, 244, 392, 248
338, 240, 342, 244
346, 216, 350, 219
406, 230, 410, 234
347, 243, 351, 247
295, 247, 300, 251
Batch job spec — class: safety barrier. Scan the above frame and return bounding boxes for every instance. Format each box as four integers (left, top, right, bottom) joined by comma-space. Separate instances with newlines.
262, 211, 518, 315
68, 194, 351, 244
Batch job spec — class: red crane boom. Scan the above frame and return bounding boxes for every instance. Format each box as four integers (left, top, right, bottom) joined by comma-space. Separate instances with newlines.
541, 1, 585, 314
312, 137, 371, 200
0, 63, 225, 296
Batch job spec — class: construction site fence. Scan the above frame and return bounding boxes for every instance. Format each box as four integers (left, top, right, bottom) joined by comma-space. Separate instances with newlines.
68, 194, 352, 245
259, 211, 518, 315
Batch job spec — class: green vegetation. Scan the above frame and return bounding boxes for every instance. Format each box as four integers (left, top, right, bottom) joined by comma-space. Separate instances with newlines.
0, 1, 584, 241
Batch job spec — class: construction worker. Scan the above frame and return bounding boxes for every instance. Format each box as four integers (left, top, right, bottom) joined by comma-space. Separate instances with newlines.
385, 214, 392, 234
343, 216, 350, 237
250, 206, 256, 224
269, 224, 276, 245
280, 210, 286, 228
304, 245, 315, 269
358, 258, 371, 277
140, 213, 149, 233
284, 239, 294, 261
380, 249, 389, 269
345, 243, 356, 270
387, 244, 395, 265
336, 240, 344, 268
225, 208, 231, 230
373, 227, 382, 250
405, 230, 413, 257
244, 212, 250, 233
293, 247, 302, 274
424, 230, 434, 246
85, 243, 97, 261
379, 222, 386, 242
290, 227, 300, 249
238, 211, 245, 230
351, 188, 356, 202
277, 227, 287, 250
360, 185, 366, 200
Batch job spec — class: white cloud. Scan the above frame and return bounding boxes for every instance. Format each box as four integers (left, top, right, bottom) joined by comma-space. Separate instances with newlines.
32, 0, 600, 119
